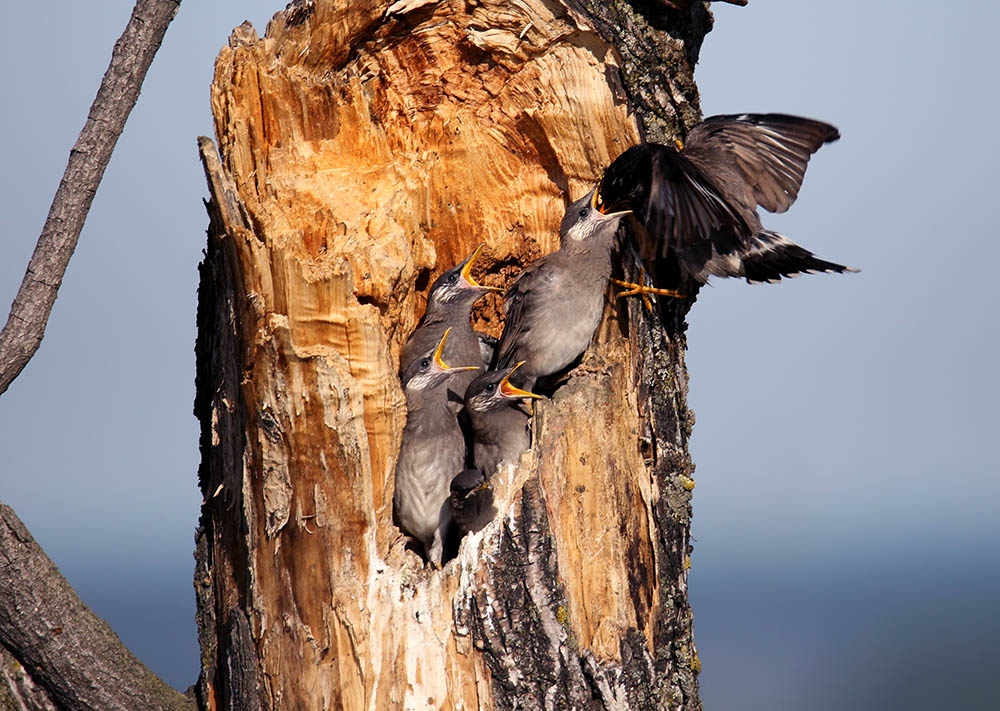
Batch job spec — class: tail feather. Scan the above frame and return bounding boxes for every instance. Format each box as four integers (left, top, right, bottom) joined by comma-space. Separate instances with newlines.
742, 230, 858, 284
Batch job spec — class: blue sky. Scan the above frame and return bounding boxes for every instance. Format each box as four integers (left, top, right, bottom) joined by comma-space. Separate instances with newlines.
0, 1, 997, 707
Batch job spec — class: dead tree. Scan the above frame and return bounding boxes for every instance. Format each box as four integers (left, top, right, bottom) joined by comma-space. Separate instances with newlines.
194, 1, 720, 708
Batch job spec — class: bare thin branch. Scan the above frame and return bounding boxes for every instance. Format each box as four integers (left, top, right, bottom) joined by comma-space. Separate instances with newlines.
0, 501, 195, 711
0, 0, 182, 395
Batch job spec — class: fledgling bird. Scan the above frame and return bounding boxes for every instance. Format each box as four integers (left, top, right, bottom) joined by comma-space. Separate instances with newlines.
400, 245, 501, 405
492, 189, 629, 389
464, 362, 542, 476
394, 328, 479, 566
449, 468, 497, 537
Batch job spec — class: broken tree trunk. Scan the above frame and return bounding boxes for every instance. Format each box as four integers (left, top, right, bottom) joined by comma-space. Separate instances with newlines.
194, 1, 713, 708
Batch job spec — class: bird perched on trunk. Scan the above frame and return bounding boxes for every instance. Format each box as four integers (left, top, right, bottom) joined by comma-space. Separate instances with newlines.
400, 245, 501, 406
492, 190, 629, 390
599, 113, 856, 295
394, 328, 478, 566
495, 113, 855, 387
464, 362, 542, 476
449, 469, 497, 537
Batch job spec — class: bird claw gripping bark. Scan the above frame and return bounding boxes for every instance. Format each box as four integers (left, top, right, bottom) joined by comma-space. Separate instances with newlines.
610, 268, 684, 310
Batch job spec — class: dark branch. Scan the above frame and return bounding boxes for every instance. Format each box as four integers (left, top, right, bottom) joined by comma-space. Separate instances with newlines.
0, 501, 194, 711
0, 0, 182, 395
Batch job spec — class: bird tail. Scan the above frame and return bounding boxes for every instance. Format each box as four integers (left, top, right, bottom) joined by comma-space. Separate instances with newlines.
741, 230, 859, 284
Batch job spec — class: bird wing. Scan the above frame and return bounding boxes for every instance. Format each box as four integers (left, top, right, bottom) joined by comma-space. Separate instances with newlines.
477, 332, 498, 365
599, 143, 754, 257
684, 113, 840, 214
492, 258, 552, 370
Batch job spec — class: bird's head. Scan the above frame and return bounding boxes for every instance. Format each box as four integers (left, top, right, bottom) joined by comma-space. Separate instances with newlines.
426, 245, 501, 313
450, 468, 490, 498
559, 187, 631, 247
464, 362, 541, 414
401, 328, 479, 392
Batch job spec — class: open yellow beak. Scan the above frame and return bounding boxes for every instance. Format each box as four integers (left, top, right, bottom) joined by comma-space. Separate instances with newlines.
460, 245, 503, 292
592, 185, 631, 217
433, 328, 480, 372
499, 361, 542, 399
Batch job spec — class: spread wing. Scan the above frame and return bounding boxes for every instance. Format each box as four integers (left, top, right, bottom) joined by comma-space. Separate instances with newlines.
684, 113, 840, 214
599, 143, 754, 257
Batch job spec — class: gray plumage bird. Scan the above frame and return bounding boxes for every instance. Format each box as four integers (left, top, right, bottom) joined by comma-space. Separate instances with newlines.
449, 469, 497, 537
464, 362, 542, 476
393, 328, 479, 565
493, 189, 628, 389
400, 245, 500, 405
598, 113, 857, 292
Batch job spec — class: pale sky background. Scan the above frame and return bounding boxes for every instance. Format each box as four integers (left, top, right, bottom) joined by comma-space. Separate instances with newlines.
1, 2, 997, 708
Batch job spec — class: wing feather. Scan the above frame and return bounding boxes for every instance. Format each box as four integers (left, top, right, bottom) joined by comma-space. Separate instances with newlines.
685, 113, 840, 214
599, 143, 754, 260
493, 260, 545, 370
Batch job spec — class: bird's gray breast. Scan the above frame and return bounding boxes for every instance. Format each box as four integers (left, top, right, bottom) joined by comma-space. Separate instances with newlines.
522, 250, 611, 376
393, 410, 466, 545
471, 406, 531, 474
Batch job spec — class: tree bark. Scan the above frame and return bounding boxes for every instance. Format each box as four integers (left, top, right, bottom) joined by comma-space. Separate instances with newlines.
0, 0, 181, 396
0, 502, 195, 711
194, 1, 712, 708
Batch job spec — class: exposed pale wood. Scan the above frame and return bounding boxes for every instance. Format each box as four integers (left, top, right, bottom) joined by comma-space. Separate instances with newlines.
195, 1, 708, 708
0, 0, 181, 396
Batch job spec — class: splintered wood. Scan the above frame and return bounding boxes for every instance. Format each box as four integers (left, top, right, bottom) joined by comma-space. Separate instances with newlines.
195, 1, 698, 709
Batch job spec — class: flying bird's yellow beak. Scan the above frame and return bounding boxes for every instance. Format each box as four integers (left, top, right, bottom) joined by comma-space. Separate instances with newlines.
499, 361, 542, 399
460, 245, 503, 292
593, 185, 631, 217
433, 328, 480, 372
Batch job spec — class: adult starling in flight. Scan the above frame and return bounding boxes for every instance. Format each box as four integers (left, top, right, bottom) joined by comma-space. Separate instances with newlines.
464, 362, 542, 476
492, 189, 629, 389
449, 468, 497, 537
400, 245, 500, 404
393, 328, 478, 565
599, 113, 856, 295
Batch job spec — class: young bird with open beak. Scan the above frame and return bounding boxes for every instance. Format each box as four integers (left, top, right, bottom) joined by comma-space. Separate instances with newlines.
493, 189, 629, 390
393, 328, 479, 566
400, 245, 501, 406
464, 361, 543, 476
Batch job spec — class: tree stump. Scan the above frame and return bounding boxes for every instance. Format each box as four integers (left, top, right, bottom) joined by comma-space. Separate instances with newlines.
194, 1, 711, 708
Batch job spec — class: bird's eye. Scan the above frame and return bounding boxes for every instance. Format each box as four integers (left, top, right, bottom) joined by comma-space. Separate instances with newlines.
485, 383, 496, 393
579, 207, 589, 218
420, 358, 431, 369
446, 272, 459, 283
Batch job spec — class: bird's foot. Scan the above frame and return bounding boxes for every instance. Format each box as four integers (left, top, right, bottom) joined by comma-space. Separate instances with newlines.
611, 270, 684, 310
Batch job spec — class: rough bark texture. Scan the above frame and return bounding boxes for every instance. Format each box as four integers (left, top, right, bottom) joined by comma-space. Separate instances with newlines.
194, 1, 710, 708
0, 503, 195, 711
0, 0, 181, 396
0, 644, 57, 711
